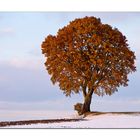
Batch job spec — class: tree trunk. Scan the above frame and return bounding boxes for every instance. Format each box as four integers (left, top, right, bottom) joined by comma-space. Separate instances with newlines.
81, 93, 92, 114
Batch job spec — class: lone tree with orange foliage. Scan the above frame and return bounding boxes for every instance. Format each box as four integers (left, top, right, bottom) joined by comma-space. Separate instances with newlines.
41, 16, 136, 115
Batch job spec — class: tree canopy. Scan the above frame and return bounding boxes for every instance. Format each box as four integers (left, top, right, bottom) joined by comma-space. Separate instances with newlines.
41, 16, 136, 114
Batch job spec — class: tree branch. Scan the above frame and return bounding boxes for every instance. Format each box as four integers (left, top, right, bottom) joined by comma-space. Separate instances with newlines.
82, 81, 87, 98
88, 87, 94, 96
82, 86, 87, 98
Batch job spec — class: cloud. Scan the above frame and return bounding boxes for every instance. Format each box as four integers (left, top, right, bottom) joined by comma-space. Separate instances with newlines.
0, 99, 73, 111
0, 61, 63, 103
2, 57, 43, 70
0, 27, 14, 33
0, 27, 15, 37
0, 74, 6, 81
27, 47, 42, 57
1, 98, 140, 112
91, 98, 140, 112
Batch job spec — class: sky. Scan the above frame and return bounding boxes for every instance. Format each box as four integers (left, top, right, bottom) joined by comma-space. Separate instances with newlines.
0, 12, 140, 112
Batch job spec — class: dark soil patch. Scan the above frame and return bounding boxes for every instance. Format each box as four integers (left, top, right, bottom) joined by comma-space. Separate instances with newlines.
0, 118, 83, 127
84, 111, 140, 117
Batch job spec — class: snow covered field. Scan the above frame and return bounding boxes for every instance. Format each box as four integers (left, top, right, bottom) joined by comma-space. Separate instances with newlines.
1, 111, 140, 128
0, 110, 78, 121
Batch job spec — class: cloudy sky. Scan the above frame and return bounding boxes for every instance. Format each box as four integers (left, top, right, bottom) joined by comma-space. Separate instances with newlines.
0, 12, 140, 112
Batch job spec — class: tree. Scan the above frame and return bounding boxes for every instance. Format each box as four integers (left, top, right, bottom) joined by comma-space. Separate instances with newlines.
41, 16, 136, 115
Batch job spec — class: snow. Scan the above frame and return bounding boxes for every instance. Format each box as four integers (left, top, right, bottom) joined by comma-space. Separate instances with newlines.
2, 113, 140, 128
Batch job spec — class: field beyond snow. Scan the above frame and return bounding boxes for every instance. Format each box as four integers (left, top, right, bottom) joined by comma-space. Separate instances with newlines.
1, 112, 140, 128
